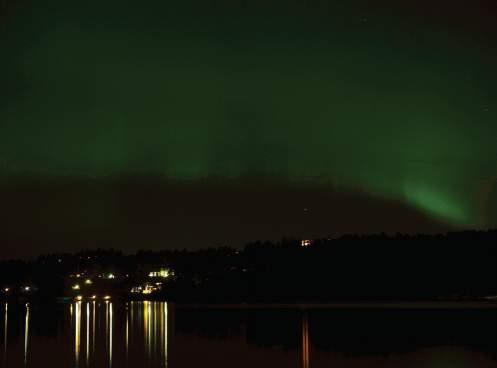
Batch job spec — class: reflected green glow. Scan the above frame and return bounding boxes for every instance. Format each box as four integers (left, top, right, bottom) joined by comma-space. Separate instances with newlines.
423, 349, 474, 368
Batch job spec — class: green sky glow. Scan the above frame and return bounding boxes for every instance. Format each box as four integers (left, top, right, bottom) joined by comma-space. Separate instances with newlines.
1, 0, 496, 238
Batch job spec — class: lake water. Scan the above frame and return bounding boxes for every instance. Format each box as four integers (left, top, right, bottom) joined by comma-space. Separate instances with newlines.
0, 301, 496, 367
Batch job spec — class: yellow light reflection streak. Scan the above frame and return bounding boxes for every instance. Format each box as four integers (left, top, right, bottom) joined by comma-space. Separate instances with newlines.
143, 301, 151, 359
164, 302, 168, 368
154, 302, 158, 357
75, 302, 81, 368
105, 302, 109, 343
86, 302, 90, 366
110, 302, 113, 367
160, 303, 164, 366
130, 301, 135, 362
24, 303, 30, 367
92, 301, 96, 355
147, 303, 152, 358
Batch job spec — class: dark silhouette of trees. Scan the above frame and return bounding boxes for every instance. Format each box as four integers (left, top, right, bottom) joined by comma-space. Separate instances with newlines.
1, 230, 496, 302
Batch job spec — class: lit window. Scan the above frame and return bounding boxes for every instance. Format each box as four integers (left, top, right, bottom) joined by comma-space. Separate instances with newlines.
148, 268, 171, 279
301, 239, 312, 247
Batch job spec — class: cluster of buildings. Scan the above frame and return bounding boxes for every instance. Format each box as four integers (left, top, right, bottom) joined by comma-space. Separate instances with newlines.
66, 267, 175, 301
301, 239, 313, 247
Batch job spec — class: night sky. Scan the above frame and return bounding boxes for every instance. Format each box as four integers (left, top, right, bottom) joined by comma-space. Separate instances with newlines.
1, 0, 496, 258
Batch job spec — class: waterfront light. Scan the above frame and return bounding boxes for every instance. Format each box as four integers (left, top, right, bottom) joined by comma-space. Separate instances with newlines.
301, 239, 312, 247
131, 283, 160, 295
103, 295, 111, 300
141, 283, 158, 295
84, 279, 92, 285
75, 295, 83, 301
72, 284, 81, 290
148, 268, 171, 278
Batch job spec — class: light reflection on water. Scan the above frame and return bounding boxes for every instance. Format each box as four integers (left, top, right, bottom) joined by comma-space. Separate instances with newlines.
64, 301, 169, 368
0, 302, 495, 368
85, 303, 89, 367
3, 303, 7, 364
74, 301, 80, 367
302, 314, 309, 368
23, 304, 29, 367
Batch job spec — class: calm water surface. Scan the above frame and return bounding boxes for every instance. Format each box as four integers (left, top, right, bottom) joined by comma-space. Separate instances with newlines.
1, 301, 496, 367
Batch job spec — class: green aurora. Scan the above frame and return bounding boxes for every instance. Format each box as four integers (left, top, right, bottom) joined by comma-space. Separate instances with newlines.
1, 0, 497, 245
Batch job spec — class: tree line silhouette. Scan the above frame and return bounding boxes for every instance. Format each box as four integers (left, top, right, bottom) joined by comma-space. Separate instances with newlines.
0, 230, 496, 302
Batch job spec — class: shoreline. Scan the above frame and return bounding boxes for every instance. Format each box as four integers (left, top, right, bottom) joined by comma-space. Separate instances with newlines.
173, 301, 497, 309
2, 297, 496, 309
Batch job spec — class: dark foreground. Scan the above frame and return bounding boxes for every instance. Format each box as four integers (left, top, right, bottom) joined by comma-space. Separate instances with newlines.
0, 301, 496, 368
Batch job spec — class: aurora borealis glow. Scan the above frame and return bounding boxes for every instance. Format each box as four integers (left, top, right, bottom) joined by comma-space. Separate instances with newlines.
1, 0, 496, 256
